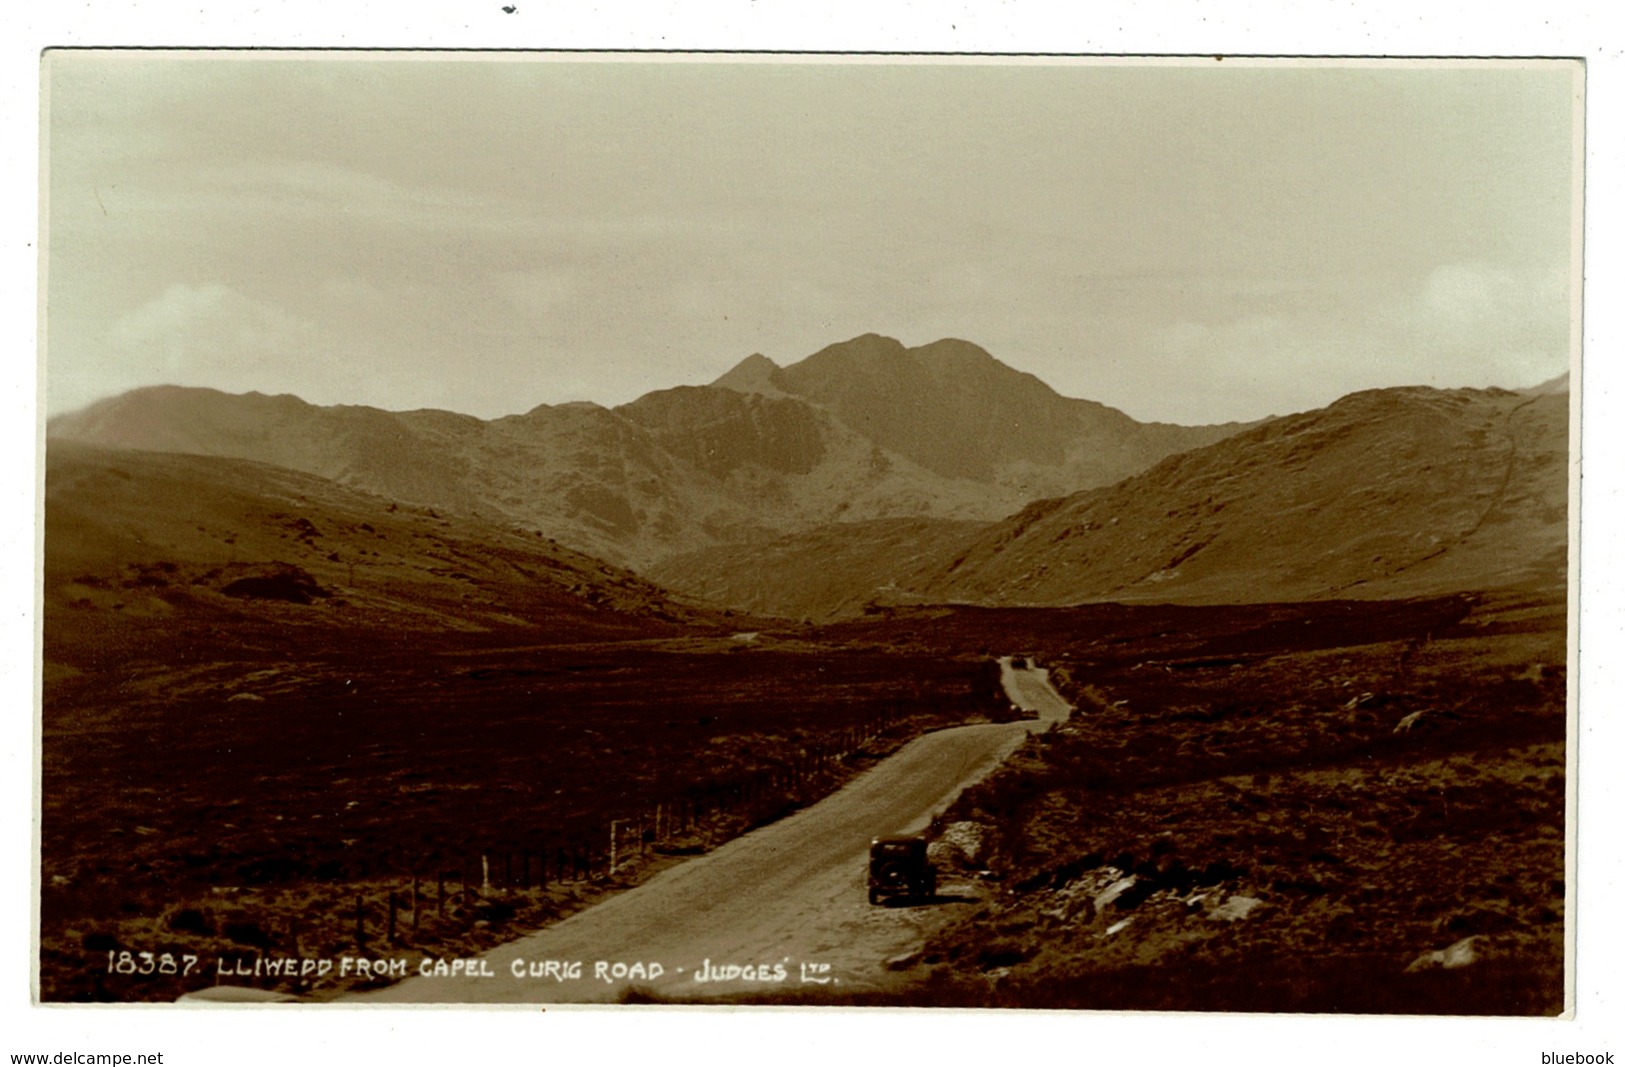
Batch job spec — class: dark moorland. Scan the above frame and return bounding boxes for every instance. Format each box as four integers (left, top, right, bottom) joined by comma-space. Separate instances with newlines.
43, 631, 1010, 1002
723, 588, 1567, 1013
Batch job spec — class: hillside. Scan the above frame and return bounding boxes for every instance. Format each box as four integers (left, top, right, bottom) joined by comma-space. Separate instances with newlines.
42, 441, 716, 685
910, 384, 1568, 606
649, 516, 984, 622
655, 383, 1569, 617
48, 335, 1243, 569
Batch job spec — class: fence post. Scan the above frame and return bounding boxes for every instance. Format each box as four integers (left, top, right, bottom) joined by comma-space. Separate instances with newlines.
482, 853, 491, 895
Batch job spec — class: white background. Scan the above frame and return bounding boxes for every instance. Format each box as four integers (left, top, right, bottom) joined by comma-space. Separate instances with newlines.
4, 3, 1620, 1064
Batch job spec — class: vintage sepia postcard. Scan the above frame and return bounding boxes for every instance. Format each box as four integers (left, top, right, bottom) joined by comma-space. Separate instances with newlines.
34, 50, 1581, 1021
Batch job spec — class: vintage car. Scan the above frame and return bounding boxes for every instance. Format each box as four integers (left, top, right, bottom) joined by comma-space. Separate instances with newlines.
868, 835, 937, 905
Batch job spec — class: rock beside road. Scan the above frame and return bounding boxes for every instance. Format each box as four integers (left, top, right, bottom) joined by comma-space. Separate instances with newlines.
932, 821, 989, 868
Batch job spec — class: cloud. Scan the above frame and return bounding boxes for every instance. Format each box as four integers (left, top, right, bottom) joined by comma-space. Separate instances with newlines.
108, 283, 317, 376
51, 283, 365, 414
1405, 261, 1571, 383
1109, 261, 1572, 423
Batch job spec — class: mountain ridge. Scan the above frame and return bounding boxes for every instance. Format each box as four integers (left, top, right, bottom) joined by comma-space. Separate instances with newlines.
651, 381, 1569, 617
48, 335, 1245, 569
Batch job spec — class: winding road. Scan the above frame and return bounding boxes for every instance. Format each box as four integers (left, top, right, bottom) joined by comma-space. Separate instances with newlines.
356, 657, 1072, 1004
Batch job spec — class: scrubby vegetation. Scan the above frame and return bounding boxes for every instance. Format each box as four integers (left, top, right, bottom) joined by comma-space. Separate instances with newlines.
41, 631, 1010, 1001
905, 590, 1567, 1014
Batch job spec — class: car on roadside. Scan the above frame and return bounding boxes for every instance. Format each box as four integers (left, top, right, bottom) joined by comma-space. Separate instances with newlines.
868, 835, 936, 905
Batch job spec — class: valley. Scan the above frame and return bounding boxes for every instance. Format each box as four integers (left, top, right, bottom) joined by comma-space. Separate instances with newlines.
37, 336, 1572, 1012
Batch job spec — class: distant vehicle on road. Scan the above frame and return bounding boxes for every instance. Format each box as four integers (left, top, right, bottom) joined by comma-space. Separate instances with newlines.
868, 835, 937, 905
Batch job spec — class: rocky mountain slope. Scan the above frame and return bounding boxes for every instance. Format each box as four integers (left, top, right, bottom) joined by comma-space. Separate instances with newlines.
654, 382, 1569, 616
718, 334, 1245, 495
910, 383, 1567, 606
47, 335, 1241, 569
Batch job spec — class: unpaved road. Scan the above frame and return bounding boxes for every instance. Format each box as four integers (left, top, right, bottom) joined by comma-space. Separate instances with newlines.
358, 659, 1071, 1004
998, 656, 1075, 722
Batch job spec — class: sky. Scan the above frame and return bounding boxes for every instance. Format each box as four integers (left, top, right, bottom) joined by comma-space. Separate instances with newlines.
42, 53, 1580, 425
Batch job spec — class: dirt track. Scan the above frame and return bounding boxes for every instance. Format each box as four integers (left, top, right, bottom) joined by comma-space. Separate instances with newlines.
356, 659, 1071, 1004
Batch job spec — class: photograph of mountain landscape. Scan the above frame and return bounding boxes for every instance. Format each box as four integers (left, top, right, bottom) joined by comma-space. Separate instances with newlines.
37, 52, 1579, 1012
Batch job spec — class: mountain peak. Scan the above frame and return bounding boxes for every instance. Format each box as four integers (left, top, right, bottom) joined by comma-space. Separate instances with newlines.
712, 353, 784, 395
762, 334, 1183, 482
800, 334, 909, 367
912, 336, 996, 360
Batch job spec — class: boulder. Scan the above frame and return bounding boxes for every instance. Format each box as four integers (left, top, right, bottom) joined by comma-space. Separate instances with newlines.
1094, 875, 1139, 911
1207, 894, 1265, 922
1394, 708, 1461, 734
1394, 710, 1430, 733
933, 821, 989, 867
1405, 935, 1479, 972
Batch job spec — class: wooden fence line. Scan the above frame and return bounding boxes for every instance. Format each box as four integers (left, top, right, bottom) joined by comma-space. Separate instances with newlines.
244, 710, 909, 953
